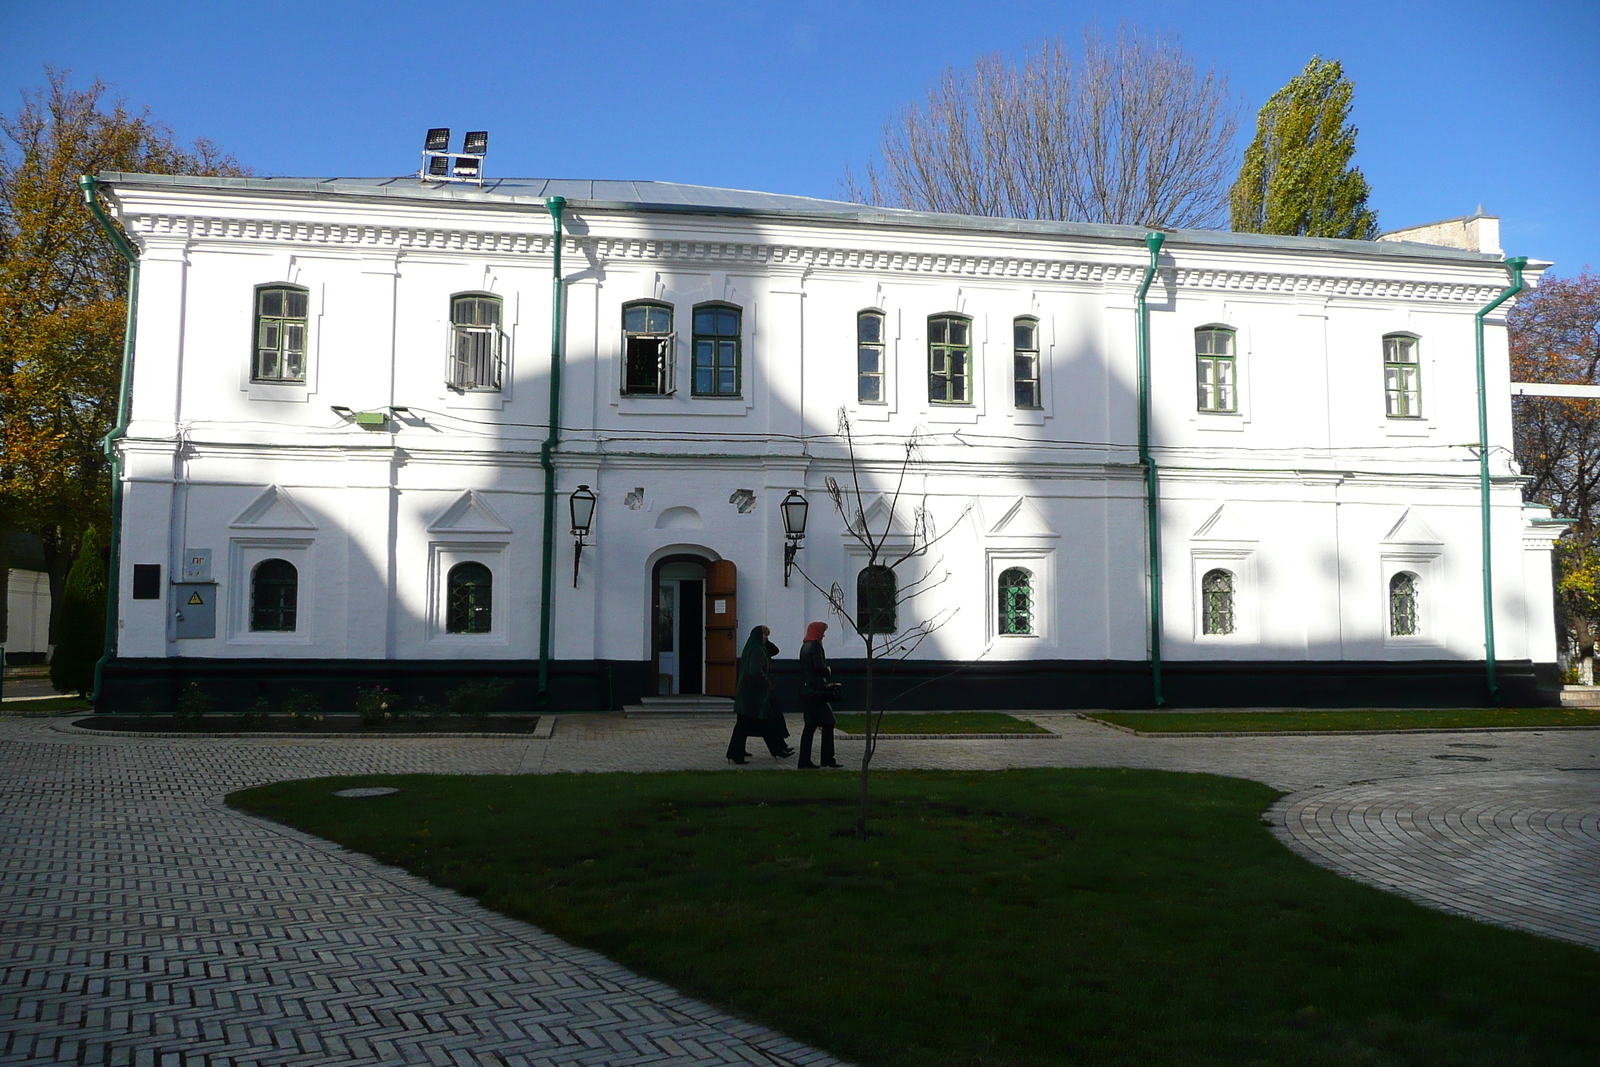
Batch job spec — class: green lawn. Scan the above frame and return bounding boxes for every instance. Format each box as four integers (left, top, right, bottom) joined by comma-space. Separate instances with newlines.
229, 769, 1597, 1067
1089, 707, 1600, 733
833, 711, 1049, 734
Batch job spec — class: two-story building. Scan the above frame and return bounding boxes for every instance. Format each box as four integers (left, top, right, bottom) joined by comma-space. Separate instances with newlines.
91, 172, 1564, 711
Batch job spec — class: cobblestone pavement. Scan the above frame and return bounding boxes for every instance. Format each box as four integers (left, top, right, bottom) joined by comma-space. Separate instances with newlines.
1, 714, 1596, 1065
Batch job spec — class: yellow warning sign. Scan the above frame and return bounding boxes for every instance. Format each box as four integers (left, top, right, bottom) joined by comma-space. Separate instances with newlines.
187, 591, 205, 605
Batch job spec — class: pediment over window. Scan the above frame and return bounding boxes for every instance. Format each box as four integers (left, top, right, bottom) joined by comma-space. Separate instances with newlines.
1382, 508, 1443, 546
428, 490, 511, 534
230, 485, 317, 530
986, 496, 1058, 538
1192, 504, 1256, 543
846, 495, 922, 540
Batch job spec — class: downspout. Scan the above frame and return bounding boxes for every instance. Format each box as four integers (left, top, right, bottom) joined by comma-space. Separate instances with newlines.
536, 196, 567, 705
79, 176, 138, 706
1474, 255, 1528, 701
1136, 232, 1167, 706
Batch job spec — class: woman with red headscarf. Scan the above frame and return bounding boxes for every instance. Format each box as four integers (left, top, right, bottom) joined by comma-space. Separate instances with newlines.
797, 621, 841, 769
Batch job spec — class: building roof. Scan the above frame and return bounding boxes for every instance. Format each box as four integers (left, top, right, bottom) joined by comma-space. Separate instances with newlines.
99, 172, 1519, 265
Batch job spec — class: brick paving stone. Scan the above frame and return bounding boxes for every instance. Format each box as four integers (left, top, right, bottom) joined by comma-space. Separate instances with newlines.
1, 713, 1597, 1065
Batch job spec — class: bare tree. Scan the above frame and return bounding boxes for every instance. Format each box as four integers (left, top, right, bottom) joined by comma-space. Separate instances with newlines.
791, 412, 966, 837
842, 25, 1238, 229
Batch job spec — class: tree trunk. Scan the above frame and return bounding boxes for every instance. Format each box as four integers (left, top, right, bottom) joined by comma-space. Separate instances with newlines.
856, 642, 876, 837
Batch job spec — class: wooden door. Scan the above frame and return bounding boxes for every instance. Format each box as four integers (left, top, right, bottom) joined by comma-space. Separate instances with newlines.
704, 560, 738, 697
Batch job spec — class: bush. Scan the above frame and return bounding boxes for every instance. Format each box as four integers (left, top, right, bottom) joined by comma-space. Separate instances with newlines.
173, 682, 212, 723
444, 680, 511, 722
356, 684, 401, 727
240, 696, 270, 728
283, 690, 322, 728
50, 527, 107, 697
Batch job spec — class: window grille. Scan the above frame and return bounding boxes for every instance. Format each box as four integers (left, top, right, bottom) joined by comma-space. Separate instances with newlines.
858, 311, 886, 404
1013, 318, 1040, 409
1201, 569, 1235, 635
998, 567, 1033, 635
622, 302, 674, 395
1195, 328, 1237, 412
1390, 572, 1419, 636
1384, 335, 1421, 418
928, 315, 971, 404
254, 286, 308, 383
450, 295, 504, 391
857, 565, 897, 634
250, 559, 298, 632
446, 562, 493, 634
692, 304, 741, 396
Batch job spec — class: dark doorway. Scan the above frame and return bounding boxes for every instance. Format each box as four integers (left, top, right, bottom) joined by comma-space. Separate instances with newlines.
652, 556, 710, 695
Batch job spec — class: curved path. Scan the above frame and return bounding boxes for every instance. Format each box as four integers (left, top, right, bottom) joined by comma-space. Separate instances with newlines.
0, 713, 1595, 1064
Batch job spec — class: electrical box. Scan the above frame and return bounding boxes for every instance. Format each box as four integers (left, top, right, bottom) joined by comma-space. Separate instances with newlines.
173, 583, 217, 640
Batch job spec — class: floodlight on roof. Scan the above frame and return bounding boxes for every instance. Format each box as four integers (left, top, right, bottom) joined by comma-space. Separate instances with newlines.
463, 131, 488, 154
418, 127, 487, 185
427, 154, 450, 177
453, 156, 480, 179
425, 128, 450, 152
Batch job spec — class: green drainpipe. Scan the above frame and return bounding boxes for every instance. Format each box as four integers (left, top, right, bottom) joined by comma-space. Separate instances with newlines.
536, 196, 567, 705
79, 176, 139, 707
1136, 231, 1166, 706
1474, 255, 1528, 701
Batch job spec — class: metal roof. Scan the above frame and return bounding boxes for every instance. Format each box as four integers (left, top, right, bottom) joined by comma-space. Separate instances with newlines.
99, 172, 1517, 265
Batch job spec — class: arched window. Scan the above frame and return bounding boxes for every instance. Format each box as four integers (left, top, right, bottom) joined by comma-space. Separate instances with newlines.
622, 301, 674, 395
1013, 317, 1040, 409
446, 562, 493, 634
1201, 569, 1235, 635
1390, 572, 1419, 636
1195, 327, 1237, 412
858, 310, 886, 404
857, 565, 897, 634
253, 285, 308, 383
450, 293, 504, 391
998, 567, 1033, 635
1384, 334, 1421, 418
692, 303, 742, 396
928, 314, 972, 404
250, 559, 298, 632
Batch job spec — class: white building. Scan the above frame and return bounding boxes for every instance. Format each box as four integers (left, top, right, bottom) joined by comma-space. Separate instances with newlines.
92, 172, 1564, 711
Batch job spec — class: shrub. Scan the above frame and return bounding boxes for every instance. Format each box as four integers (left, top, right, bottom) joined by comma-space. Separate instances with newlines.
283, 690, 322, 728
50, 527, 107, 697
240, 696, 270, 728
444, 680, 512, 722
137, 696, 160, 719
356, 684, 401, 727
173, 682, 212, 723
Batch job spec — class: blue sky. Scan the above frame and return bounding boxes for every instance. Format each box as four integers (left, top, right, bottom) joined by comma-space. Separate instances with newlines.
3, 0, 1596, 274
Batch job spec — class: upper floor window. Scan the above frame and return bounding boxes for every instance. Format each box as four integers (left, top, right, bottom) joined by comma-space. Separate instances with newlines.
1390, 572, 1419, 636
1384, 334, 1421, 418
998, 567, 1034, 635
928, 314, 971, 405
1201, 568, 1235, 635
692, 303, 741, 397
623, 301, 674, 395
857, 565, 897, 634
253, 285, 308, 383
858, 311, 886, 404
250, 558, 298, 632
450, 294, 504, 391
446, 562, 493, 634
1195, 327, 1237, 413
1014, 317, 1040, 409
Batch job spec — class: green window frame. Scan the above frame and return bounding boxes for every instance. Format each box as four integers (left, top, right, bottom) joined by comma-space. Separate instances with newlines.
1201, 568, 1235, 635
1390, 572, 1419, 636
1013, 317, 1040, 409
622, 301, 675, 395
858, 310, 886, 404
857, 565, 897, 635
928, 314, 972, 405
1195, 327, 1237, 412
446, 562, 493, 634
450, 293, 504, 391
1384, 334, 1421, 418
998, 567, 1033, 635
249, 558, 298, 632
253, 285, 308, 383
692, 303, 742, 397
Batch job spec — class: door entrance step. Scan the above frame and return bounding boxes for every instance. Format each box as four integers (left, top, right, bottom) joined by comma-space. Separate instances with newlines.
1561, 685, 1600, 708
624, 695, 735, 717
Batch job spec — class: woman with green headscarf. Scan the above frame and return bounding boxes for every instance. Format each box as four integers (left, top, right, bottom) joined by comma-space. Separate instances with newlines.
726, 625, 793, 763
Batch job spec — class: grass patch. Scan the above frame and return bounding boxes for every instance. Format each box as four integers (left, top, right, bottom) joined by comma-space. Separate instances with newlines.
1, 696, 92, 714
230, 768, 1597, 1067
833, 711, 1049, 734
1090, 707, 1600, 733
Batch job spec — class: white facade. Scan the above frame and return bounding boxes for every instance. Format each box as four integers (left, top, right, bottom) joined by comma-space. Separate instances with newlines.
96, 173, 1564, 709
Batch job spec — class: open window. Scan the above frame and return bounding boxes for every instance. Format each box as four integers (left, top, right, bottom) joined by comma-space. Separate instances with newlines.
449, 293, 505, 392
622, 301, 675, 395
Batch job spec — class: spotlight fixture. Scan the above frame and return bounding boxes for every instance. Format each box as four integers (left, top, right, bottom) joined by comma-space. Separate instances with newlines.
418, 127, 489, 186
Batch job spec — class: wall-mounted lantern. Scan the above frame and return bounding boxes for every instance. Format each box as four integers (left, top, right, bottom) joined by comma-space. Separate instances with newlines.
570, 484, 597, 587
781, 489, 808, 586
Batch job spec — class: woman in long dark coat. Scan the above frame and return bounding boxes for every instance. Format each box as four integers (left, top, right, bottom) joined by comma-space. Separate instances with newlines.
726, 626, 793, 763
797, 621, 841, 768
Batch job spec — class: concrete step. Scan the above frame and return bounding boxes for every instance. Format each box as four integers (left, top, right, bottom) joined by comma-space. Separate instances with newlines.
624, 695, 735, 717
1560, 686, 1600, 708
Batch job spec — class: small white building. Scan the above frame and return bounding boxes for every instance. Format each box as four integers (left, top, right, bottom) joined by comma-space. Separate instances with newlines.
93, 172, 1563, 711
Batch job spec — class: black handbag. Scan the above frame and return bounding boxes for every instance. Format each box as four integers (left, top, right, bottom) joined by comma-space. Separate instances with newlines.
821, 681, 844, 702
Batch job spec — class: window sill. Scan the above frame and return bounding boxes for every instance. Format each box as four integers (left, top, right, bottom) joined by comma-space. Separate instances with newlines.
245, 381, 310, 403
1193, 410, 1245, 431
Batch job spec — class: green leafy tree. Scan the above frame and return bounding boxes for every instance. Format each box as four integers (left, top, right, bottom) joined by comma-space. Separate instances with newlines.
1229, 57, 1378, 239
49, 524, 104, 695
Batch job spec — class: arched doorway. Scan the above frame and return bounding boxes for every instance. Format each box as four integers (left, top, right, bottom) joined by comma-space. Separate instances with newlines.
651, 554, 737, 696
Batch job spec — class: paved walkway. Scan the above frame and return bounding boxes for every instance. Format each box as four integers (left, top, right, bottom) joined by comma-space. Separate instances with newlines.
0, 714, 1595, 1065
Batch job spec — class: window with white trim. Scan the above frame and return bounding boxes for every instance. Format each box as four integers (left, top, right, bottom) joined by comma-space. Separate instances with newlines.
1384, 334, 1421, 418
857, 565, 897, 634
450, 294, 505, 391
858, 310, 886, 404
253, 285, 308, 383
692, 303, 742, 397
445, 561, 493, 634
249, 558, 298, 632
1201, 568, 1235, 635
1390, 572, 1419, 636
928, 314, 971, 405
1195, 327, 1237, 413
997, 567, 1033, 635
1013, 318, 1040, 409
622, 301, 674, 395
